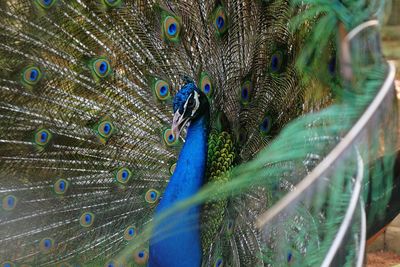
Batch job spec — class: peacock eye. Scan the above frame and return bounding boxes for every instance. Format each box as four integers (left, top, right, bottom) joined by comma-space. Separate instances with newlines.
259, 115, 272, 135
2, 261, 14, 267
2, 195, 17, 211
163, 15, 181, 42
145, 189, 160, 204
54, 179, 69, 195
36, 0, 56, 9
104, 0, 122, 7
105, 260, 117, 267
80, 212, 95, 227
133, 250, 149, 265
124, 225, 137, 240
98, 121, 114, 138
22, 66, 42, 86
213, 6, 228, 36
92, 58, 112, 79
153, 79, 171, 101
240, 80, 251, 105
214, 257, 223, 267
199, 72, 213, 97
162, 128, 179, 146
287, 251, 293, 262
39, 238, 55, 253
328, 55, 336, 75
269, 49, 287, 74
34, 129, 52, 147
115, 167, 132, 185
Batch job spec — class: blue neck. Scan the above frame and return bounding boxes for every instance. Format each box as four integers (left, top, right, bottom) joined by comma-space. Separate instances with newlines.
149, 115, 209, 267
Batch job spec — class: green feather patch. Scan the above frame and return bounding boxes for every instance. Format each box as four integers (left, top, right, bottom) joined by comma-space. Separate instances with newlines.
90, 57, 112, 81
198, 72, 213, 98
159, 8, 182, 43
151, 77, 171, 101
201, 131, 235, 254
21, 66, 43, 89
212, 5, 229, 37
34, 0, 57, 9
93, 117, 115, 144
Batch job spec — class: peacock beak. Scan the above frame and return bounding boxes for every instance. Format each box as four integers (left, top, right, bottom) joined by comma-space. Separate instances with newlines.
172, 111, 190, 139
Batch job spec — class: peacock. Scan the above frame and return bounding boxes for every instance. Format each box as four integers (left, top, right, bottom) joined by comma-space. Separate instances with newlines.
0, 0, 398, 266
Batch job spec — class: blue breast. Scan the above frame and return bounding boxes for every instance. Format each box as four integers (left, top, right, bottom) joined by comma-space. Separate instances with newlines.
149, 115, 208, 267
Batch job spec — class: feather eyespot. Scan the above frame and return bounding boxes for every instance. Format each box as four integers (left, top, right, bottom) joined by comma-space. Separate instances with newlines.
226, 219, 234, 235
162, 128, 178, 146
328, 55, 336, 75
287, 251, 293, 262
259, 115, 272, 135
104, 259, 125, 267
199, 72, 213, 97
98, 120, 115, 137
163, 16, 181, 42
169, 163, 176, 175
54, 179, 69, 195
39, 238, 55, 253
213, 6, 228, 36
214, 257, 223, 267
269, 49, 287, 74
92, 58, 112, 79
2, 262, 15, 267
115, 167, 132, 185
153, 80, 171, 101
22, 66, 42, 87
133, 250, 149, 265
80, 212, 95, 227
240, 81, 251, 105
35, 0, 57, 9
103, 0, 122, 7
2, 195, 17, 211
34, 129, 52, 147
124, 226, 137, 241
145, 189, 160, 204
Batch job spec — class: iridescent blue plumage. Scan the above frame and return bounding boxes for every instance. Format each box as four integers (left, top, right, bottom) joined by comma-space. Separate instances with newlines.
149, 84, 209, 267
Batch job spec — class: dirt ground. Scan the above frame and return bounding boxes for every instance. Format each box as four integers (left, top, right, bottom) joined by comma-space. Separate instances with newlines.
367, 251, 400, 267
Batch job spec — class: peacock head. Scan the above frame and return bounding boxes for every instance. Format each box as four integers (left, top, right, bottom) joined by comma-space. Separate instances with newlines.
172, 83, 209, 138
